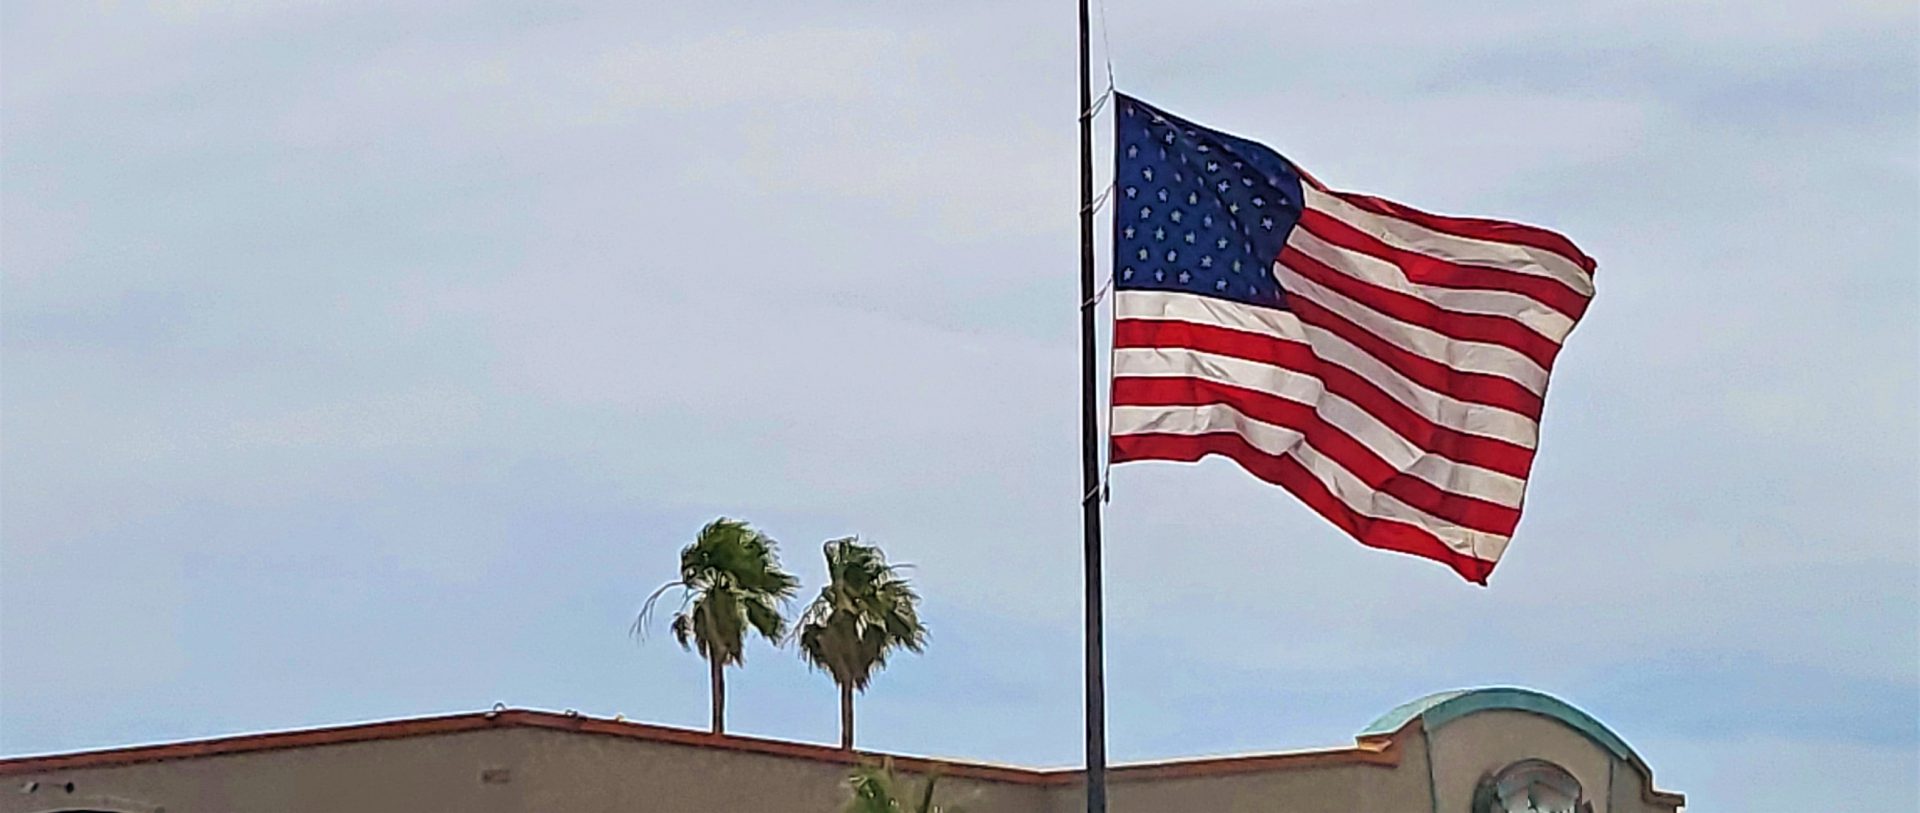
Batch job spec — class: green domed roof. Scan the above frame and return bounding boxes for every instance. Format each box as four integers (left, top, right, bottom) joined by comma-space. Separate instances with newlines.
1358, 687, 1637, 762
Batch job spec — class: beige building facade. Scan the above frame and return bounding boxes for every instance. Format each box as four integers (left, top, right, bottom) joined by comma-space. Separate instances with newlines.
1, 687, 1682, 812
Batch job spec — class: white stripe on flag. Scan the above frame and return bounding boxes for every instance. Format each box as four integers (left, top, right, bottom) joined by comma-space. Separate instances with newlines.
1114, 287, 1308, 342
1111, 402, 1512, 561
1114, 346, 1529, 508
1302, 186, 1593, 297
1274, 262, 1552, 395
1285, 226, 1576, 342
1115, 291, 1542, 449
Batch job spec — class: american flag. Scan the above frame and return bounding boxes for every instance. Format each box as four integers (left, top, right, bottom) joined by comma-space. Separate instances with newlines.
1108, 95, 1594, 584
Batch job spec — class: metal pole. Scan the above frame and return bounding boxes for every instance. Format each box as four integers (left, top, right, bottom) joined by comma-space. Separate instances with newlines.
1076, 0, 1108, 810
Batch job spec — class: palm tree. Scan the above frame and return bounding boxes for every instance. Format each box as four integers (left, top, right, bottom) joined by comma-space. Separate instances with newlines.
796, 537, 927, 750
844, 759, 960, 813
637, 517, 799, 735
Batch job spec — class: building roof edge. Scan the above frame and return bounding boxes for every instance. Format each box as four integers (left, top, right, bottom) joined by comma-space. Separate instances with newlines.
0, 707, 1400, 785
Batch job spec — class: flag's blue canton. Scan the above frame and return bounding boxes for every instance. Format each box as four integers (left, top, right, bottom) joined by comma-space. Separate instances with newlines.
1113, 94, 1306, 310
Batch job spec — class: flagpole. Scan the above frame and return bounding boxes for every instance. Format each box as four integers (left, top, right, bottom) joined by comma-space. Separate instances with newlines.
1076, 0, 1108, 810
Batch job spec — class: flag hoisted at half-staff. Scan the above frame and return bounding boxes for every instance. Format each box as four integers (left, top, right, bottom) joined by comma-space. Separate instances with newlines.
1108, 94, 1595, 584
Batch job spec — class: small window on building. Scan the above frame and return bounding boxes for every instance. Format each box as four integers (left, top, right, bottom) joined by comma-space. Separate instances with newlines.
1473, 759, 1589, 813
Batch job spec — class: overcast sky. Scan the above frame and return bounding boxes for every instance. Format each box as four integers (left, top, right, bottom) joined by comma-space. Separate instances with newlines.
3, 2, 1915, 810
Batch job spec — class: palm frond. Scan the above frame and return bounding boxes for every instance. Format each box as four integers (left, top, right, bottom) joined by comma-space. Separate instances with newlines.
668, 612, 694, 652
841, 759, 961, 813
743, 593, 788, 642
797, 536, 929, 696
700, 590, 750, 665
843, 761, 895, 813
643, 518, 800, 667
633, 580, 687, 640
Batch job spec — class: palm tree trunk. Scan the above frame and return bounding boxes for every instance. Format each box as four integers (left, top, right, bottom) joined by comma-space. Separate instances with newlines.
709, 655, 726, 735
839, 682, 855, 750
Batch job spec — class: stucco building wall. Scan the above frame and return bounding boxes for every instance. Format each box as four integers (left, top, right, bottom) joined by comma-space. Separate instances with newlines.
1, 727, 1049, 813
5, 728, 519, 813
1429, 709, 1614, 813
507, 728, 1050, 813
1041, 729, 1434, 813
0, 688, 1683, 813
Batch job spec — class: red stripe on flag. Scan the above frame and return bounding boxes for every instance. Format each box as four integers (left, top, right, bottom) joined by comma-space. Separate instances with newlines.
1278, 244, 1564, 369
1283, 296, 1546, 420
1326, 191, 1596, 276
1113, 376, 1522, 535
1110, 431, 1497, 584
1295, 209, 1590, 321
1114, 317, 1319, 367
1113, 318, 1539, 478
